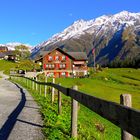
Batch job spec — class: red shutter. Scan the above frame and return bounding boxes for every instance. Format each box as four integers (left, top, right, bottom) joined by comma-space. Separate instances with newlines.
66, 72, 69, 77
66, 63, 68, 69
55, 64, 57, 69
60, 56, 62, 61
46, 56, 49, 61
58, 64, 60, 68
54, 72, 57, 78
43, 64, 46, 70
66, 56, 69, 61
54, 56, 56, 60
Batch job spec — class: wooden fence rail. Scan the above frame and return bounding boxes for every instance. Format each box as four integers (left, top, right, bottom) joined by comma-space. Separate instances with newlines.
11, 76, 140, 139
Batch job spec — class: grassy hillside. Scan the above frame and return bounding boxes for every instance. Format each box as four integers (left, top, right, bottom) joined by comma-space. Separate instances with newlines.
12, 68, 140, 140
56, 68, 140, 110
0, 60, 17, 74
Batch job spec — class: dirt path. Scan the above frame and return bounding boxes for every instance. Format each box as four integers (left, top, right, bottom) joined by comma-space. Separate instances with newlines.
0, 72, 44, 140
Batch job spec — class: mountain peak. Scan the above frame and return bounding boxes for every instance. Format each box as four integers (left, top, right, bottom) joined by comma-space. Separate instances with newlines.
33, 10, 140, 51
73, 19, 86, 24
119, 10, 130, 15
114, 10, 140, 19
31, 11, 140, 66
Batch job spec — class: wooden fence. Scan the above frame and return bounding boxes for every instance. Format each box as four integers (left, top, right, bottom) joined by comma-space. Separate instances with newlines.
11, 76, 140, 140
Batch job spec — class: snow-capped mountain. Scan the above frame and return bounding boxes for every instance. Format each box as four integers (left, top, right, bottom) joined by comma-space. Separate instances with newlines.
0, 42, 32, 51
32, 11, 140, 66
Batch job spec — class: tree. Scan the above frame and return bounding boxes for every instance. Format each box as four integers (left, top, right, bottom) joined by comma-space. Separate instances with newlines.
14, 45, 30, 60
16, 60, 40, 71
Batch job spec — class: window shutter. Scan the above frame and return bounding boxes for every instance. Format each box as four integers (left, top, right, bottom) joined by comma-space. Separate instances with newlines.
55, 64, 57, 69
47, 56, 49, 61
60, 56, 62, 61
66, 56, 69, 61
43, 64, 46, 70
66, 72, 69, 77
66, 63, 68, 69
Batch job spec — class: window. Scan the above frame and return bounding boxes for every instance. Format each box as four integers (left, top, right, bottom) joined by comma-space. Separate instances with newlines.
49, 64, 51, 68
48, 56, 52, 61
61, 72, 65, 76
55, 56, 59, 61
46, 64, 49, 68
59, 64, 66, 69
63, 64, 66, 68
60, 64, 62, 68
62, 56, 66, 61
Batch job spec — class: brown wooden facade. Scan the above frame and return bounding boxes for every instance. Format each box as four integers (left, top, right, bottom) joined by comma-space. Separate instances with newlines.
42, 48, 88, 78
0, 46, 8, 53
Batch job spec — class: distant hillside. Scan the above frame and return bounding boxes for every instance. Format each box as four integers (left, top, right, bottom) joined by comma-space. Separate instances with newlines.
0, 42, 32, 51
0, 60, 16, 74
31, 11, 140, 67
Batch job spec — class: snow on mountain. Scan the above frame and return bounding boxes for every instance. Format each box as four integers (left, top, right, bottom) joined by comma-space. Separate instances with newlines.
0, 42, 33, 51
33, 11, 140, 53
30, 10, 140, 66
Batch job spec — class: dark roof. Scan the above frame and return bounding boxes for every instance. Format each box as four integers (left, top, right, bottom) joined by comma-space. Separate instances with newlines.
4, 51, 15, 55
67, 52, 87, 60
32, 47, 88, 61
34, 51, 50, 61
0, 51, 16, 58
0, 46, 8, 50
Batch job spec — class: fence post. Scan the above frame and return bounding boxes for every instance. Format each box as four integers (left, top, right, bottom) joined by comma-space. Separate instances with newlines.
58, 83, 61, 115
39, 82, 41, 95
51, 77, 55, 103
44, 76, 47, 97
30, 78, 32, 89
27, 78, 28, 87
36, 77, 38, 92
71, 85, 78, 138
120, 94, 133, 140
29, 77, 31, 89
32, 78, 34, 90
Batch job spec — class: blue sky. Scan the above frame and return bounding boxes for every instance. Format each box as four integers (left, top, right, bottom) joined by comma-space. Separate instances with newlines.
0, 0, 140, 46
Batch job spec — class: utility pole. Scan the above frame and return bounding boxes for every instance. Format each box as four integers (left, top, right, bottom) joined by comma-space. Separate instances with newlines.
92, 48, 96, 71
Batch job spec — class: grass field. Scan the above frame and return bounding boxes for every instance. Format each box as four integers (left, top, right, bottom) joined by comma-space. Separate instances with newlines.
56, 68, 140, 110
0, 60, 16, 74
12, 68, 140, 140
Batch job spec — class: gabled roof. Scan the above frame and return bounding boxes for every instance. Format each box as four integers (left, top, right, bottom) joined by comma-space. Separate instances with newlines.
0, 46, 8, 50
4, 51, 15, 55
32, 47, 88, 61
0, 51, 16, 58
67, 52, 87, 60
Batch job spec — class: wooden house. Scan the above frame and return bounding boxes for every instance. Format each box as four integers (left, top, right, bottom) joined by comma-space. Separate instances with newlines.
0, 46, 8, 53
41, 48, 88, 78
0, 50, 17, 61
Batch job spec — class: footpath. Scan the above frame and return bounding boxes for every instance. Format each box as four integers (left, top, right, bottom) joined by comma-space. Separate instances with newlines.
0, 72, 44, 140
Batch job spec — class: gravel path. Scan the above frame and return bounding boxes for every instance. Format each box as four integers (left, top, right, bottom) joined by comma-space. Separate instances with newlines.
0, 72, 44, 140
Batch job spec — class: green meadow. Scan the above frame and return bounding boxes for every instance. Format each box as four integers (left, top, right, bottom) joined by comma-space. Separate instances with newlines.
56, 68, 140, 110
0, 60, 16, 74
12, 68, 140, 140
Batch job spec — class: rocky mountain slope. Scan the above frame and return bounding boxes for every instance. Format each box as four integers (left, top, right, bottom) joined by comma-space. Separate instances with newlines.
32, 11, 140, 66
